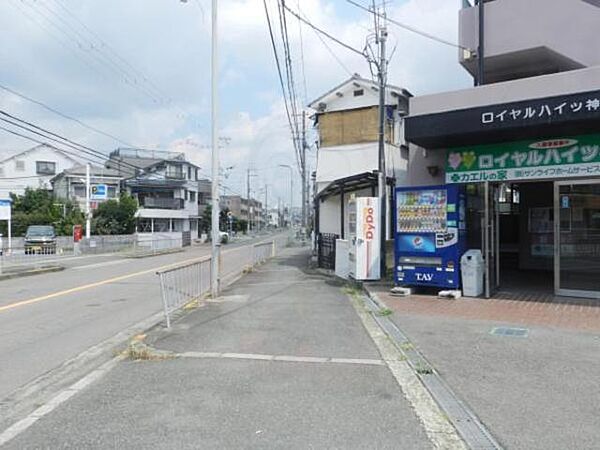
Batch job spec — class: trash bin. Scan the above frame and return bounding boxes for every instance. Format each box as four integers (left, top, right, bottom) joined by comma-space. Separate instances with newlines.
461, 249, 484, 297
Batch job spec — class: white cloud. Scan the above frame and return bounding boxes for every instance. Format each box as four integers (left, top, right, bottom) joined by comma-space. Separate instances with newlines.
0, 0, 472, 204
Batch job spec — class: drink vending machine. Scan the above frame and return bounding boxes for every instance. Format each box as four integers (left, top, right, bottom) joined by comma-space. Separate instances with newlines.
348, 196, 381, 280
394, 185, 466, 289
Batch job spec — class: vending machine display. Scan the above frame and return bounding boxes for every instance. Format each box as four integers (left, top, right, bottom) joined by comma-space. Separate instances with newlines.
394, 185, 466, 289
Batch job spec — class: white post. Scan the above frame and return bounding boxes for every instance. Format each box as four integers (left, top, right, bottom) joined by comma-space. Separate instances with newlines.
210, 0, 220, 298
7, 218, 11, 254
85, 163, 91, 239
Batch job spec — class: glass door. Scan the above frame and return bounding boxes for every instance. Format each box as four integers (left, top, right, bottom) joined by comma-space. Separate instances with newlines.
555, 180, 600, 299
482, 182, 501, 297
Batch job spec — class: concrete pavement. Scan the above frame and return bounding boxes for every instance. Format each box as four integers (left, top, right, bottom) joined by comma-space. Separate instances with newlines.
367, 285, 600, 450
2, 248, 438, 449
0, 234, 283, 431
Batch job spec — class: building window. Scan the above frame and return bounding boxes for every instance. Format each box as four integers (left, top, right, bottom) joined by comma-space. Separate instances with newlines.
36, 161, 56, 175
73, 184, 86, 197
195, 168, 198, 180
15, 160, 25, 171
187, 166, 192, 180
189, 191, 196, 202
107, 186, 117, 198
353, 89, 364, 97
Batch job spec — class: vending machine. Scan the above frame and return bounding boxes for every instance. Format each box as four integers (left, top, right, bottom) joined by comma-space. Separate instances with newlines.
394, 185, 466, 289
348, 197, 381, 280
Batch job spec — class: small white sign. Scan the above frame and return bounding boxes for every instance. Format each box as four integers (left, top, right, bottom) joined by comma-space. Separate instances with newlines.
0, 199, 11, 221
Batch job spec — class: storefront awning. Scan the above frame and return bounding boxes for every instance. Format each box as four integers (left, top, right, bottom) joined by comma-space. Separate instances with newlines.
315, 171, 393, 201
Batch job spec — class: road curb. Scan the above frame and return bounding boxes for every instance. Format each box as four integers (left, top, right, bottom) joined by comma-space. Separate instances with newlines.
124, 248, 185, 259
0, 265, 64, 281
361, 284, 503, 450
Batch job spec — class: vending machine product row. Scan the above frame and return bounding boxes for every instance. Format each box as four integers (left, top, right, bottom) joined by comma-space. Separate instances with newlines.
394, 185, 466, 289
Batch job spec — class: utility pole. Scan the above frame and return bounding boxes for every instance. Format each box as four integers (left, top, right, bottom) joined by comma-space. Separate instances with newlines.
210, 0, 220, 298
85, 163, 91, 239
376, 12, 388, 278
264, 184, 268, 229
301, 110, 307, 230
246, 168, 251, 234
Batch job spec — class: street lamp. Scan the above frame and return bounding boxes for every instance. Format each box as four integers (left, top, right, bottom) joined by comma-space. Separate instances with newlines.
279, 164, 293, 227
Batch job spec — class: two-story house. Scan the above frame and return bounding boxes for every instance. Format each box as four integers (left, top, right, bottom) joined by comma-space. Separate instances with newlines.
124, 155, 200, 238
403, 0, 600, 300
309, 75, 412, 262
51, 165, 122, 212
0, 144, 80, 198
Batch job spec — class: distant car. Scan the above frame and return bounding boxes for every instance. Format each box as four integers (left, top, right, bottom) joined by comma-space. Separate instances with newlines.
24, 225, 57, 255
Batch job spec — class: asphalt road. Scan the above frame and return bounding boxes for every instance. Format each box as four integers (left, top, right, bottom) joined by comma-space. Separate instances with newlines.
0, 235, 276, 406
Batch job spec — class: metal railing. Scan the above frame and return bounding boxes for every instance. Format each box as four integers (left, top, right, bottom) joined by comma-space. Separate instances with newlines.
156, 234, 291, 327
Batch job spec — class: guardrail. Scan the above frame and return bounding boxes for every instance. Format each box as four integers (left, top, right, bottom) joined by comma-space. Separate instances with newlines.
0, 237, 183, 274
157, 234, 291, 328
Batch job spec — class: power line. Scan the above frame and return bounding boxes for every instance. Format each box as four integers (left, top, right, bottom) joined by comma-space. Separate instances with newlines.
282, 4, 367, 58
296, 6, 353, 76
0, 83, 134, 147
0, 111, 142, 172
263, 0, 301, 174
344, 0, 471, 51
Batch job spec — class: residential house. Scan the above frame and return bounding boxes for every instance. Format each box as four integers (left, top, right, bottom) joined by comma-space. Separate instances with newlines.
309, 75, 412, 259
124, 155, 200, 237
220, 194, 263, 231
51, 165, 122, 212
0, 144, 80, 198
105, 148, 176, 177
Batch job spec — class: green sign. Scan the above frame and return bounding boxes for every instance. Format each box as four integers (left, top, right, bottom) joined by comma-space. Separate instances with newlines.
446, 134, 600, 183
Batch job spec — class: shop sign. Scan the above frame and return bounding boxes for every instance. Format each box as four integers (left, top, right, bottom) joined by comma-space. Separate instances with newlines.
446, 134, 600, 183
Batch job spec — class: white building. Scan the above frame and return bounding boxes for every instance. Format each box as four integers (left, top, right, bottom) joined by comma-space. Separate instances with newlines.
125, 156, 200, 237
309, 75, 412, 254
0, 145, 80, 198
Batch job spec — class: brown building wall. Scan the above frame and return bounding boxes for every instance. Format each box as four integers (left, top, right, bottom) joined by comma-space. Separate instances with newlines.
318, 107, 393, 147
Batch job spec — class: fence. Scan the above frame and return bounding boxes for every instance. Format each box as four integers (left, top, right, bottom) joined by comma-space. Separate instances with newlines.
0, 235, 183, 274
317, 233, 338, 270
157, 234, 291, 327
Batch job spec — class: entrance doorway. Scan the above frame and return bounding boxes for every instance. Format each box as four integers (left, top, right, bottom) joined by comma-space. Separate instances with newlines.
466, 179, 600, 300
467, 181, 555, 299
555, 180, 600, 299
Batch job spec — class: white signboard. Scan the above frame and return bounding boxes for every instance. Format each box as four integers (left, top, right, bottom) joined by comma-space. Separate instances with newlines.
0, 199, 11, 221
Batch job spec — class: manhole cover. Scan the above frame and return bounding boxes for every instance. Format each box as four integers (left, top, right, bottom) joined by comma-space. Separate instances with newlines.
490, 327, 529, 338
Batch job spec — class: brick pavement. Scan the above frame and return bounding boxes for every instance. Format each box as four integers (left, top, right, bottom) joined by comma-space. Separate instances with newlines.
366, 284, 600, 333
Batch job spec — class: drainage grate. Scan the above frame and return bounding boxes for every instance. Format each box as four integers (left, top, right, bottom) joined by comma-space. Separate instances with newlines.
490, 327, 529, 338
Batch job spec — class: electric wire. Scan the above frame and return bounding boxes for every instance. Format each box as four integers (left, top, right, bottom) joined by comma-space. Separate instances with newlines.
345, 0, 472, 51
0, 83, 135, 147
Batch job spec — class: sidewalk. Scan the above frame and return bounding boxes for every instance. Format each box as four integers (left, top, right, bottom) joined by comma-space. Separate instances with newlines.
366, 284, 600, 450
3, 248, 435, 449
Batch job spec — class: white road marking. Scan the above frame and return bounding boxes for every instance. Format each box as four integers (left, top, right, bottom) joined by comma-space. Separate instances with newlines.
347, 292, 467, 450
0, 356, 121, 447
73, 259, 129, 270
178, 351, 384, 366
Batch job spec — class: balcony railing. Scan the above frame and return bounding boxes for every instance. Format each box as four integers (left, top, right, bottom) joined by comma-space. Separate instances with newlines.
142, 197, 184, 210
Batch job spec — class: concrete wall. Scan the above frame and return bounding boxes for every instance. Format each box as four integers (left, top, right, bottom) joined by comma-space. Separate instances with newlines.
459, 0, 600, 81
407, 145, 446, 187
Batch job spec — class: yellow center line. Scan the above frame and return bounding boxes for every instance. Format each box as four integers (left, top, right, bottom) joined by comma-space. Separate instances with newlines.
0, 255, 211, 314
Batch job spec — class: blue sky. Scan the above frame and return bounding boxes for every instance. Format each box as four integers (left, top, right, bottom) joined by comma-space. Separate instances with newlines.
0, 0, 472, 205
